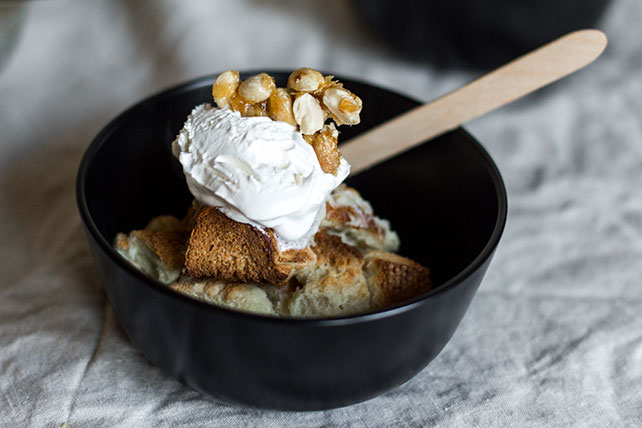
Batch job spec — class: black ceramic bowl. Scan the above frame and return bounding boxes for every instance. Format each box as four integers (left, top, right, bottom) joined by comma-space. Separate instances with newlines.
77, 72, 507, 410
354, 0, 611, 68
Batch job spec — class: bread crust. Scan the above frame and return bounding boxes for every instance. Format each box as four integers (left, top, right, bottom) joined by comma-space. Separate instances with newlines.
114, 215, 189, 271
182, 207, 314, 285
364, 250, 431, 307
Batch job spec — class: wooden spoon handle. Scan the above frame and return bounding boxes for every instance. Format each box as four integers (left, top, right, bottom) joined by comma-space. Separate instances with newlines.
340, 29, 607, 175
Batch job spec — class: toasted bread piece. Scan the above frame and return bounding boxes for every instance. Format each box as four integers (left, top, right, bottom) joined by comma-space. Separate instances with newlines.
322, 185, 399, 252
288, 230, 370, 317
114, 215, 189, 284
364, 250, 431, 308
183, 207, 315, 285
131, 229, 188, 272
171, 277, 276, 315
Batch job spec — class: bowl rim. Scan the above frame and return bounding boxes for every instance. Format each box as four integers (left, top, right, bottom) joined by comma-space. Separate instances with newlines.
76, 71, 507, 326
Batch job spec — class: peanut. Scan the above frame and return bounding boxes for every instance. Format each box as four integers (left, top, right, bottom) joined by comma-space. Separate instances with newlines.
238, 73, 276, 103
267, 88, 297, 126
287, 68, 325, 92
293, 93, 324, 135
212, 70, 240, 108
308, 123, 340, 174
322, 87, 362, 125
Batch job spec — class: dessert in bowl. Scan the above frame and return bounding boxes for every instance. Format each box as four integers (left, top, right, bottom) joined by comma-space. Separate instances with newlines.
76, 70, 507, 410
114, 69, 431, 318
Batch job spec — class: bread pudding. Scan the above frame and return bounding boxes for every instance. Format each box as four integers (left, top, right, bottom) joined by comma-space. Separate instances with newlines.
115, 69, 431, 317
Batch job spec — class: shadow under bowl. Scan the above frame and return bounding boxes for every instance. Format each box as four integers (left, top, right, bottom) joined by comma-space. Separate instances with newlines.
76, 72, 507, 410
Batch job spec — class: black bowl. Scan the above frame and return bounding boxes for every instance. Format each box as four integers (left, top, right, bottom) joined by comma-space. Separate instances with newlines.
354, 0, 611, 68
76, 72, 507, 410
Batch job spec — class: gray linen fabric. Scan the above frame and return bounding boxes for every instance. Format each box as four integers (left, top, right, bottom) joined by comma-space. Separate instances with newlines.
1, 0, 641, 426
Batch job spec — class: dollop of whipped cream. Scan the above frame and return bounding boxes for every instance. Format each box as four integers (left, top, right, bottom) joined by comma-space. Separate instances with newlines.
172, 104, 350, 250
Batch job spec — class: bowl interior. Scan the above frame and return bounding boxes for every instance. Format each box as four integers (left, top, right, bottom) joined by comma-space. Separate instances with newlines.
81, 72, 505, 296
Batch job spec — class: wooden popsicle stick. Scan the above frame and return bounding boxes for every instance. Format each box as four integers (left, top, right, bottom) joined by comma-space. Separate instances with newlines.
340, 29, 607, 175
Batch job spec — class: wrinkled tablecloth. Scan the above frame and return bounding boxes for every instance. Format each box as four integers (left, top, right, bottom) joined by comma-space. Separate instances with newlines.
1, 1, 641, 426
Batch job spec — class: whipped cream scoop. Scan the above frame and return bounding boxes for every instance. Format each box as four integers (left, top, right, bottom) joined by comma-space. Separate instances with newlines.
172, 105, 350, 249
